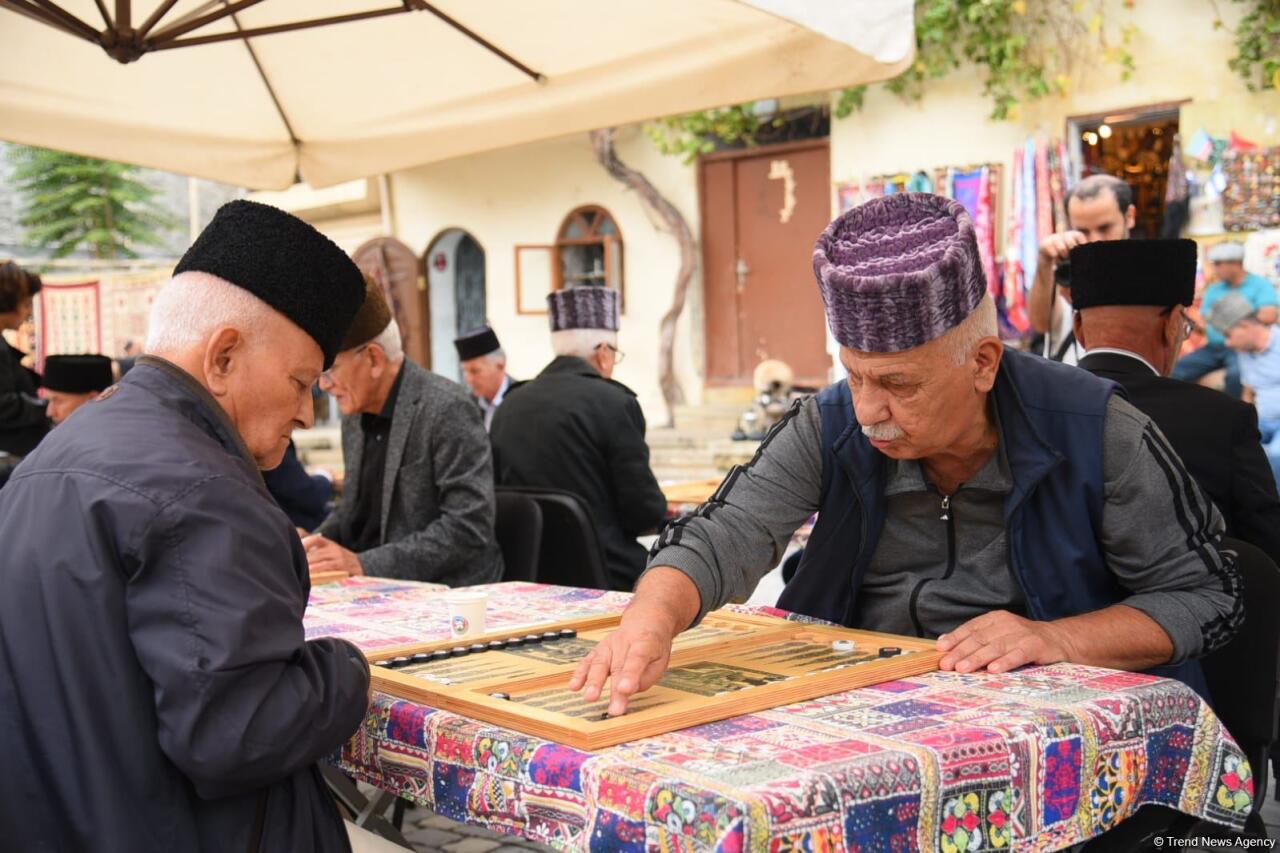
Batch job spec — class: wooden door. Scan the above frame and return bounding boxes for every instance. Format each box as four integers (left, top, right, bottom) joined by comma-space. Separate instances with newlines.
353, 237, 428, 367
701, 141, 832, 386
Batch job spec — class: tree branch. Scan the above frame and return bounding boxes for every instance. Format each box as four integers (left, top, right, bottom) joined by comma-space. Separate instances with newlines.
589, 128, 695, 427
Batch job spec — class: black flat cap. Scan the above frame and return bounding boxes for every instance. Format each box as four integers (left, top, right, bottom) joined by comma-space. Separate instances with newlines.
174, 200, 365, 367
1068, 239, 1197, 310
454, 326, 501, 361
43, 354, 114, 394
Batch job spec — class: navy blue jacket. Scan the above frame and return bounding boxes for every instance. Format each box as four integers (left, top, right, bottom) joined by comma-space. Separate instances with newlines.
0, 357, 368, 852
779, 348, 1207, 693
265, 439, 334, 531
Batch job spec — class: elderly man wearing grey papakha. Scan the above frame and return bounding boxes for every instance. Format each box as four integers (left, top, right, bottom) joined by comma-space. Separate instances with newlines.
571, 192, 1243, 716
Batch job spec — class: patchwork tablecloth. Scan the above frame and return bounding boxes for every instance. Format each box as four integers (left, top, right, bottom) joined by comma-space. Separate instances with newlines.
306, 581, 1253, 851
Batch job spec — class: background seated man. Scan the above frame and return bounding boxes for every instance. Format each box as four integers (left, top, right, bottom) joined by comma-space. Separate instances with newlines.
1072, 239, 1280, 567
305, 275, 503, 585
571, 193, 1242, 716
1207, 292, 1280, 491
42, 353, 115, 425
490, 286, 668, 590
265, 438, 334, 532
0, 261, 48, 458
1174, 241, 1278, 397
455, 325, 514, 432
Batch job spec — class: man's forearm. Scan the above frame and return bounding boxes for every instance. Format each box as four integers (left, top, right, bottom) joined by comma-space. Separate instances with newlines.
623, 567, 701, 639
1028, 263, 1057, 333
1050, 604, 1173, 671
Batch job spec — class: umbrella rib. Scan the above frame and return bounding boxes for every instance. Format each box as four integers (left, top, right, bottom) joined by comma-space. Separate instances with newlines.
227, 6, 302, 153
137, 0, 180, 38
149, 0, 265, 43
92, 0, 111, 29
151, 7, 411, 50
0, 0, 78, 35
24, 0, 101, 40
415, 1, 545, 83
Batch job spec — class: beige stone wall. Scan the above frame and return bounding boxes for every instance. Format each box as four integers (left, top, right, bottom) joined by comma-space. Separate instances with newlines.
828, 0, 1277, 205
388, 127, 703, 424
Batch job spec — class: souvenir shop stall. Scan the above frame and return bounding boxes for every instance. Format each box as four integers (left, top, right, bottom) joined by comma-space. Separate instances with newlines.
834, 109, 1280, 350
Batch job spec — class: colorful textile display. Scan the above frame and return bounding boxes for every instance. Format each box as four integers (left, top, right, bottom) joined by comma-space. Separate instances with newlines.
99, 272, 167, 357
309, 581, 1253, 851
35, 280, 100, 369
946, 167, 1000, 304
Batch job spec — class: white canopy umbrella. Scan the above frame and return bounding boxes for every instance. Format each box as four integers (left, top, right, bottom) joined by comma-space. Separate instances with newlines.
0, 1, 913, 189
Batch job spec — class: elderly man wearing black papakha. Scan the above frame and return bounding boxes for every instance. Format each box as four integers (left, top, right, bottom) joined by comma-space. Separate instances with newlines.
1072, 238, 1280, 568
0, 200, 372, 853
571, 193, 1242, 716
42, 353, 115, 425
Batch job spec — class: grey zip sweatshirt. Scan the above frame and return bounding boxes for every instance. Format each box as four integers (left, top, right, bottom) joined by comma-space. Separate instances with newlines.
648, 394, 1242, 664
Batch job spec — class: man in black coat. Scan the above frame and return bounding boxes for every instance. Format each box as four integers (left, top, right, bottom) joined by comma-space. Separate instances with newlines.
1073, 238, 1280, 565
490, 286, 667, 589
0, 201, 372, 853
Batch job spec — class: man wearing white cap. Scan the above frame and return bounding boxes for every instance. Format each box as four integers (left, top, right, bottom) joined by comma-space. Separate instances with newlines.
1207, 292, 1280, 489
1173, 241, 1278, 397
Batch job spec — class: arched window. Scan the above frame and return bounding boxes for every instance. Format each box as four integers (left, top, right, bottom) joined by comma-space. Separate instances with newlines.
554, 205, 624, 308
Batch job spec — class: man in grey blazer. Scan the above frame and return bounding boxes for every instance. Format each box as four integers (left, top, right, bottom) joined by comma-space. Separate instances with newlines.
304, 275, 502, 585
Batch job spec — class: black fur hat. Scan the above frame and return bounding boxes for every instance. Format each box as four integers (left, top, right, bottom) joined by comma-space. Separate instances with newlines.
43, 354, 114, 394
454, 326, 501, 361
174, 200, 365, 366
1068, 239, 1196, 310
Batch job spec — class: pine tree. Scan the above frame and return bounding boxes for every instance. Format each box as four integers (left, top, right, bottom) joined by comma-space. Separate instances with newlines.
8, 145, 177, 259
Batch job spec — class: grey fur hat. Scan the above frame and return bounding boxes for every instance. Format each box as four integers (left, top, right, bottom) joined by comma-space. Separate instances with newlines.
547, 286, 620, 332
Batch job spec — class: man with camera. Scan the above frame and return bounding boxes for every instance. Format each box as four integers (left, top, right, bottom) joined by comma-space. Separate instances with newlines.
1028, 174, 1136, 365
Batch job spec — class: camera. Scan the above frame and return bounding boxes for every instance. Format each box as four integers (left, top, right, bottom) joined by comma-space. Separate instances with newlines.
1053, 260, 1071, 286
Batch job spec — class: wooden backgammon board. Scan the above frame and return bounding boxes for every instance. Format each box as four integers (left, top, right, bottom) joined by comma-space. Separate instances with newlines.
367, 610, 942, 750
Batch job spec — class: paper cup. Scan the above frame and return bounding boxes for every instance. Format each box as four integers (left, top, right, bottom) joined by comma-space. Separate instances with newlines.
445, 591, 488, 638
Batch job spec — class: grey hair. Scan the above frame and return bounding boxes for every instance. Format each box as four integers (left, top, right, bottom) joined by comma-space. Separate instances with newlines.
367, 320, 404, 363
485, 348, 506, 364
144, 271, 271, 353
937, 296, 998, 365
551, 328, 617, 360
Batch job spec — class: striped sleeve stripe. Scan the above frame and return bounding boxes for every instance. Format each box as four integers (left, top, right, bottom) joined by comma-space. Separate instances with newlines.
1140, 424, 1244, 653
649, 397, 808, 558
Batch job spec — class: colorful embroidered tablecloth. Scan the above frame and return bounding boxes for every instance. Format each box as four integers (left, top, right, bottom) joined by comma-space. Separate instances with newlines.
306, 581, 1253, 851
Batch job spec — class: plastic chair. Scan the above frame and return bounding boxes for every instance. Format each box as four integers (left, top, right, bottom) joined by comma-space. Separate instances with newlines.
495, 486, 610, 590
493, 489, 543, 582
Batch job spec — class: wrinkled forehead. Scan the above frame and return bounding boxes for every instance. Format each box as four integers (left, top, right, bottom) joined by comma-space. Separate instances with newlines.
839, 341, 946, 376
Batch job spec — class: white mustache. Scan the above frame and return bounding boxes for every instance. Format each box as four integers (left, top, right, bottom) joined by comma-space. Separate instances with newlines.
862, 422, 905, 441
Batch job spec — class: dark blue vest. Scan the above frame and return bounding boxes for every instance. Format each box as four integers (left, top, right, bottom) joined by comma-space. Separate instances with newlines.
777, 348, 1207, 696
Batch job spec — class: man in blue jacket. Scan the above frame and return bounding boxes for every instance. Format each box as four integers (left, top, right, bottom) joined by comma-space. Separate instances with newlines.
572, 193, 1242, 716
0, 201, 372, 852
